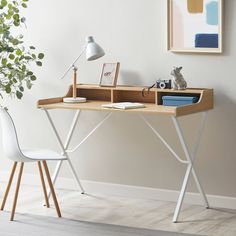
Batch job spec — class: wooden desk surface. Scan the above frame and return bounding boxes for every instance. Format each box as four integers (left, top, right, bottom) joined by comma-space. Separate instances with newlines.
38, 100, 178, 115
37, 84, 214, 117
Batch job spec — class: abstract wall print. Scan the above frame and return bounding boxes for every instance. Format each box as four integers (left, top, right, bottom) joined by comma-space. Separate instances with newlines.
168, 0, 223, 53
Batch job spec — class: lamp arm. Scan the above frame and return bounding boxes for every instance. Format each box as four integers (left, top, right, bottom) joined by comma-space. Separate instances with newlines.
59, 45, 87, 80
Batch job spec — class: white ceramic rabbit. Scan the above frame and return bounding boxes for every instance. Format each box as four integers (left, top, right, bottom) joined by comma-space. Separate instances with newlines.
171, 66, 187, 90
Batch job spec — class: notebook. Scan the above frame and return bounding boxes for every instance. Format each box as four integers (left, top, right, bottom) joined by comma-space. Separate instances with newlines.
102, 102, 145, 110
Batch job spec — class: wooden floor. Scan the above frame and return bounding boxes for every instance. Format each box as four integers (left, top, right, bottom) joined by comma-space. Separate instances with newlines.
1, 183, 236, 236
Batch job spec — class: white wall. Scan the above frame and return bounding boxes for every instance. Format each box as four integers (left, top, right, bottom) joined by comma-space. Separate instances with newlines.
1, 0, 236, 198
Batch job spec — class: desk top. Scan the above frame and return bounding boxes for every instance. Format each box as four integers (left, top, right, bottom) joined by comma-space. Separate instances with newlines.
37, 84, 214, 117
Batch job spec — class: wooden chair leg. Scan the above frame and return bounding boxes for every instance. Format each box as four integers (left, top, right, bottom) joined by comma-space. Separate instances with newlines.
42, 161, 61, 217
1, 162, 18, 211
10, 162, 24, 221
38, 162, 50, 208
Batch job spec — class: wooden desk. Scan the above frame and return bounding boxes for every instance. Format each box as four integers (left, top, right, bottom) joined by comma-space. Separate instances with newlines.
38, 84, 213, 116
38, 84, 213, 223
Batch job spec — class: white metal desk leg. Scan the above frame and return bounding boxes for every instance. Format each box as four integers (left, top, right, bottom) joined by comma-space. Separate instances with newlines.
173, 163, 192, 223
44, 109, 85, 197
48, 160, 63, 196
190, 112, 209, 209
172, 115, 208, 222
47, 110, 83, 199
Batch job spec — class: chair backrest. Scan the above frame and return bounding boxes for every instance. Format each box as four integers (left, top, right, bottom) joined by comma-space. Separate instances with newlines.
0, 107, 28, 162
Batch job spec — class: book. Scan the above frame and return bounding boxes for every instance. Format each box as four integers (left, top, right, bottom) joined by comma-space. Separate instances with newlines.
102, 102, 145, 110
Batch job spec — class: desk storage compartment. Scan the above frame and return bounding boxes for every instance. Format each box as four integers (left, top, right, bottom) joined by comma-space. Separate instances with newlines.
162, 96, 198, 106
113, 90, 156, 104
157, 91, 201, 105
77, 88, 112, 101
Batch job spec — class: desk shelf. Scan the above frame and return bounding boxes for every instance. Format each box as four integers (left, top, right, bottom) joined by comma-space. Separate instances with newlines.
38, 84, 213, 117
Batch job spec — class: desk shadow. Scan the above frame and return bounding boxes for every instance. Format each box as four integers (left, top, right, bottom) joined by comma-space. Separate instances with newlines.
119, 70, 143, 86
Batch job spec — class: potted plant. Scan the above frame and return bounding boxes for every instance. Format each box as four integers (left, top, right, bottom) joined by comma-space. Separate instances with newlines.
0, 0, 44, 99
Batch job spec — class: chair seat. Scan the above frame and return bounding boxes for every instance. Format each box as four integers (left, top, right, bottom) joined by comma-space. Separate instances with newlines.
21, 149, 67, 162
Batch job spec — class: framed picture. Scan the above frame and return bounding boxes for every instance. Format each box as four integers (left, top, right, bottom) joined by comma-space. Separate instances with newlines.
168, 0, 223, 53
99, 62, 120, 87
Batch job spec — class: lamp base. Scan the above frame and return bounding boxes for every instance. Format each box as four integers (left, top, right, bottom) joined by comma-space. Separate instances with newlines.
63, 97, 87, 103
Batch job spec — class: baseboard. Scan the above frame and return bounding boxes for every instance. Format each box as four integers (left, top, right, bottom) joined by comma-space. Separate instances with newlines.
0, 171, 236, 210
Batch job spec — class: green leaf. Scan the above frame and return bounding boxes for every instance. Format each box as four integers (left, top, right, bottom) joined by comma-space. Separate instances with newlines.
30, 75, 36, 81
22, 65, 26, 71
12, 6, 19, 13
8, 9, 14, 16
24, 56, 32, 60
8, 47, 14, 53
6, 14, 12, 20
13, 14, 19, 20
5, 85, 11, 93
16, 90, 23, 99
36, 61, 42, 66
8, 3, 13, 9
19, 86, 24, 92
26, 71, 33, 76
13, 78, 17, 83
9, 54, 15, 60
29, 46, 36, 50
16, 49, 22, 55
1, 0, 7, 7
7, 63, 12, 68
21, 3, 27, 8
32, 54, 36, 59
11, 38, 19, 45
38, 53, 44, 59
13, 21, 20, 26
21, 17, 26, 23
2, 58, 7, 65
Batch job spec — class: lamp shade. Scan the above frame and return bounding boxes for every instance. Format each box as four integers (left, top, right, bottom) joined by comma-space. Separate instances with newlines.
85, 36, 105, 61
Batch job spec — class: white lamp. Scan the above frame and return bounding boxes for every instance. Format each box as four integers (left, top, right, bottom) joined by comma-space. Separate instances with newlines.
61, 36, 105, 103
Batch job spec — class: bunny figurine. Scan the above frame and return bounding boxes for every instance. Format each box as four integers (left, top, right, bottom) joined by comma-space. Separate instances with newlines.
171, 66, 187, 90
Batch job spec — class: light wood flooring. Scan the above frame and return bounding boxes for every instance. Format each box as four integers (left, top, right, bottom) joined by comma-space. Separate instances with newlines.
1, 182, 236, 236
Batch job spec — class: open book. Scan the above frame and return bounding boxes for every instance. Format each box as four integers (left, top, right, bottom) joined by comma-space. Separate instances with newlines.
102, 102, 145, 110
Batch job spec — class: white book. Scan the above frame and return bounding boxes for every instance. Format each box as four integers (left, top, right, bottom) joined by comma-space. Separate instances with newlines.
102, 102, 145, 110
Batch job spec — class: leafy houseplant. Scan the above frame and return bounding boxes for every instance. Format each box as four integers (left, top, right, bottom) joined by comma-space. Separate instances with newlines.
0, 0, 44, 99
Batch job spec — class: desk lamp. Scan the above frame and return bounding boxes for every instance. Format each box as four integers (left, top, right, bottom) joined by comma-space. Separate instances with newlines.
61, 36, 105, 103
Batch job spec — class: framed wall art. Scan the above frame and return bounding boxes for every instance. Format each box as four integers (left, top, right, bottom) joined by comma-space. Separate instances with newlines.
99, 62, 120, 87
168, 0, 223, 53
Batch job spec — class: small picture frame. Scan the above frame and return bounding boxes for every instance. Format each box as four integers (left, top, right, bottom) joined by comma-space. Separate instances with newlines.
99, 62, 120, 87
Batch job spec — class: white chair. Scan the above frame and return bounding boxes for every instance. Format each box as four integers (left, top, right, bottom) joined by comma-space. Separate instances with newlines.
0, 107, 66, 221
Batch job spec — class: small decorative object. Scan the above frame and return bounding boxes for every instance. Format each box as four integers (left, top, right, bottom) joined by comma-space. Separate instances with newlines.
156, 79, 172, 89
0, 0, 44, 100
99, 62, 120, 87
141, 79, 171, 97
171, 67, 187, 90
60, 36, 105, 103
168, 0, 223, 53
162, 96, 198, 106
